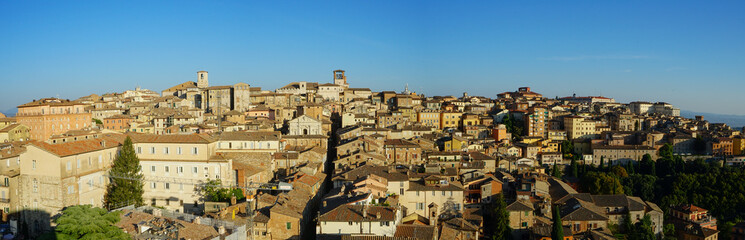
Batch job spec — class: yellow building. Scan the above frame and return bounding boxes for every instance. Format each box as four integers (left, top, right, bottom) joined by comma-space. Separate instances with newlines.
440, 111, 463, 130
564, 116, 596, 140
461, 113, 481, 127
417, 110, 441, 128
0, 124, 30, 143
19, 135, 122, 234
734, 136, 745, 156
443, 136, 468, 151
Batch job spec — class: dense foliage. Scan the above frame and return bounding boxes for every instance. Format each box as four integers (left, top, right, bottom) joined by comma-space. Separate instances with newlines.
574, 143, 745, 236
104, 137, 144, 209
502, 114, 524, 141
201, 179, 245, 202
45, 205, 129, 240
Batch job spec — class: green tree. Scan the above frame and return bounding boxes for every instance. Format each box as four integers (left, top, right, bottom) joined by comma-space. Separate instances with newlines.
552, 164, 562, 178
492, 194, 511, 240
580, 172, 624, 195
622, 212, 634, 234
639, 154, 655, 175
570, 158, 579, 178
104, 137, 144, 209
46, 205, 130, 240
599, 157, 605, 171
202, 179, 245, 202
626, 161, 635, 175
92, 118, 103, 125
628, 215, 655, 240
610, 165, 628, 178
561, 140, 574, 159
662, 223, 677, 240
551, 206, 564, 240
659, 143, 674, 160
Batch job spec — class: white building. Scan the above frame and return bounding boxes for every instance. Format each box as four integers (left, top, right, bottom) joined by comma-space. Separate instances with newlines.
317, 205, 402, 237
287, 115, 322, 136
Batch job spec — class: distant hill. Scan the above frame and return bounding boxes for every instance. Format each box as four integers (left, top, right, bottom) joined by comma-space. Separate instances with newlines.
0, 108, 16, 117
681, 110, 745, 130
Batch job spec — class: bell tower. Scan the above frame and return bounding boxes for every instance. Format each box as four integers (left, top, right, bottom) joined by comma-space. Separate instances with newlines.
197, 71, 209, 88
333, 69, 348, 88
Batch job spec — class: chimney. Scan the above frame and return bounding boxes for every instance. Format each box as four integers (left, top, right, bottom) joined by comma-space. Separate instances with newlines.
218, 226, 226, 235
363, 205, 368, 218
230, 196, 237, 205
193, 216, 201, 225
152, 208, 161, 217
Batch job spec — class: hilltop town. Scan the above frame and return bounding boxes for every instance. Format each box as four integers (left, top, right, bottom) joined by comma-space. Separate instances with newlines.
0, 70, 743, 240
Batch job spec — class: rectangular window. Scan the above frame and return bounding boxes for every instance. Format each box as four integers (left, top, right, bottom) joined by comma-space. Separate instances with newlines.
178, 166, 183, 173
164, 147, 169, 155
192, 147, 198, 155
286, 222, 291, 230
151, 182, 156, 189
32, 160, 36, 169
165, 183, 170, 190
151, 166, 156, 172
165, 166, 170, 173
66, 162, 72, 171
193, 167, 198, 174
150, 147, 155, 154
77, 159, 81, 168
177, 147, 182, 155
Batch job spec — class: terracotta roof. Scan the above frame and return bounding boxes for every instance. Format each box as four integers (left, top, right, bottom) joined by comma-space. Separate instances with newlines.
394, 224, 436, 240
319, 205, 396, 222
671, 204, 708, 214
384, 139, 418, 147
17, 98, 84, 108
116, 209, 220, 240
30, 135, 123, 157
0, 143, 26, 159
162, 81, 197, 92
0, 123, 24, 133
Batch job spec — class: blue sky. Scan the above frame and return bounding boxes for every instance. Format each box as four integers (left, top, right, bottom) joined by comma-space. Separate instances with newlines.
1, 1, 744, 115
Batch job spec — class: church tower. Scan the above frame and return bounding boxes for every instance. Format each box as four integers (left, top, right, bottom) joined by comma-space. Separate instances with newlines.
333, 69, 348, 88
197, 71, 209, 88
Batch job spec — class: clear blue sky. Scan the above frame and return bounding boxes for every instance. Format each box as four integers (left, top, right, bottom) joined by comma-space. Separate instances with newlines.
2, 1, 744, 115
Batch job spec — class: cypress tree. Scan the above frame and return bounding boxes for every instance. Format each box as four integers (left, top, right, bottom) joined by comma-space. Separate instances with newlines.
599, 157, 605, 171
570, 158, 578, 178
104, 137, 144, 209
552, 164, 561, 178
551, 206, 564, 240
493, 194, 511, 240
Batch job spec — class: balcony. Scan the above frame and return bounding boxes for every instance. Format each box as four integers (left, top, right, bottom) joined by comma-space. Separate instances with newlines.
0, 198, 9, 203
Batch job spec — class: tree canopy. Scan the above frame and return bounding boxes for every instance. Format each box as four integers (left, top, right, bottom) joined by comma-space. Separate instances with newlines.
201, 179, 245, 202
46, 205, 130, 240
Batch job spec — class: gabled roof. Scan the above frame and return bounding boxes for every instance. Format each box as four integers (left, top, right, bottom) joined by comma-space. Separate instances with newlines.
319, 205, 396, 222
162, 81, 197, 92
394, 224, 436, 240
506, 200, 534, 212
